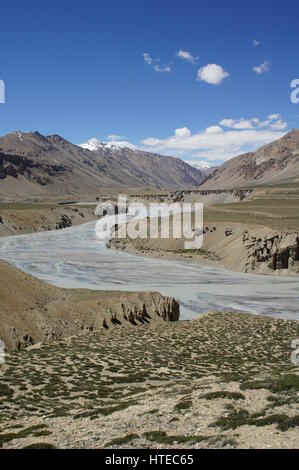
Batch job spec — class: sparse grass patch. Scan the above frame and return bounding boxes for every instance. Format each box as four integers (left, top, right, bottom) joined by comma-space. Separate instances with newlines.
241, 374, 299, 394
0, 425, 49, 448
22, 442, 56, 449
104, 433, 139, 448
144, 408, 159, 415
143, 431, 209, 445
0, 383, 13, 398
211, 409, 251, 431
74, 400, 136, 420
174, 400, 192, 412
201, 391, 245, 401
211, 408, 299, 432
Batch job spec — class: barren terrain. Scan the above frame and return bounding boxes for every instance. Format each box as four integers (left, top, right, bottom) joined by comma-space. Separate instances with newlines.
0, 312, 298, 449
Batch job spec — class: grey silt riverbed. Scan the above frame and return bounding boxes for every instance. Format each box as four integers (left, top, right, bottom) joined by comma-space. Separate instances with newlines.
0, 220, 298, 320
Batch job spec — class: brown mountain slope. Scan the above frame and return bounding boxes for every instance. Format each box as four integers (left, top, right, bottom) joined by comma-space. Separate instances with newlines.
0, 131, 204, 197
201, 130, 299, 189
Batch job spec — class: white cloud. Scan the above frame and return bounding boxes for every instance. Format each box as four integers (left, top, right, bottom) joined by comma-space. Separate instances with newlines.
253, 60, 271, 74
154, 64, 171, 73
175, 127, 191, 138
176, 49, 198, 64
220, 115, 287, 132
253, 39, 261, 47
197, 64, 229, 85
220, 119, 254, 130
107, 134, 123, 141
269, 119, 288, 131
143, 52, 171, 73
267, 114, 280, 121
205, 126, 224, 135
141, 114, 288, 163
256, 114, 287, 130
143, 53, 152, 65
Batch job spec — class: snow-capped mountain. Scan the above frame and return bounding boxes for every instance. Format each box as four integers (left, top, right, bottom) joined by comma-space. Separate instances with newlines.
0, 131, 205, 197
186, 161, 218, 178
80, 138, 137, 152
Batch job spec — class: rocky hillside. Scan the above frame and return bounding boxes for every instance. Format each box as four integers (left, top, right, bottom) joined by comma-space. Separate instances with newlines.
0, 261, 179, 350
0, 131, 204, 197
201, 130, 299, 189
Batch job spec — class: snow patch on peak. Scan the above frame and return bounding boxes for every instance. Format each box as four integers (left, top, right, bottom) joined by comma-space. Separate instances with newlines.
185, 160, 211, 170
79, 137, 138, 152
79, 138, 102, 151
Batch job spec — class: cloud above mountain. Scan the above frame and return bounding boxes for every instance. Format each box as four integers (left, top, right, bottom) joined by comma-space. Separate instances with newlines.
141, 114, 288, 164
80, 116, 288, 167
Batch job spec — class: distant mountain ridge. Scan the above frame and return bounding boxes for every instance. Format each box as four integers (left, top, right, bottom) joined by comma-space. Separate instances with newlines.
0, 131, 205, 197
201, 129, 299, 189
186, 161, 219, 178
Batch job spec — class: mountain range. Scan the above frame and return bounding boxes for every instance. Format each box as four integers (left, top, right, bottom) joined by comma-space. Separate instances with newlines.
0, 131, 205, 197
0, 129, 299, 197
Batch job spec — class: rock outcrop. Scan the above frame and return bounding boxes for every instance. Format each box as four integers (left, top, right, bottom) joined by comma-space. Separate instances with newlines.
244, 232, 299, 273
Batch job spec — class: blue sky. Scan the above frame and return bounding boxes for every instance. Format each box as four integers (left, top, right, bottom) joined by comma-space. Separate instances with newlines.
0, 0, 299, 166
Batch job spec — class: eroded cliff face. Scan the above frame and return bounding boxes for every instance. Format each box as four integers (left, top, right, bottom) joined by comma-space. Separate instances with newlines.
113, 296, 180, 327
244, 232, 299, 273
0, 261, 180, 351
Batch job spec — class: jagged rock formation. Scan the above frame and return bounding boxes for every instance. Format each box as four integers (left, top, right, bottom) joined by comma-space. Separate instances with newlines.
107, 297, 180, 327
244, 232, 299, 273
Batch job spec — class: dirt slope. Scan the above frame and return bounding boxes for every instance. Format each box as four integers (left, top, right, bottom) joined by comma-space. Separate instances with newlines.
0, 204, 96, 237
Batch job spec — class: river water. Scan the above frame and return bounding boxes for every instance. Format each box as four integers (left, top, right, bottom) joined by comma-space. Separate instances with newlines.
0, 219, 298, 320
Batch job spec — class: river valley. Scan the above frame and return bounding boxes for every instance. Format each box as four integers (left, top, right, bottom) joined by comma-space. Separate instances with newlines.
0, 219, 298, 320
